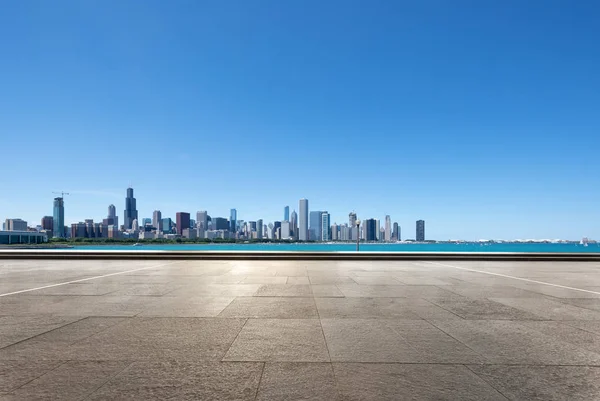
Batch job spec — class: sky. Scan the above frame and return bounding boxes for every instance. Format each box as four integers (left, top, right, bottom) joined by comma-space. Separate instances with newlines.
1, 0, 599, 240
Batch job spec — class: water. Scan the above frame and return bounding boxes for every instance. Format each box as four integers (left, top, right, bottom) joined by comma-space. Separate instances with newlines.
71, 242, 600, 253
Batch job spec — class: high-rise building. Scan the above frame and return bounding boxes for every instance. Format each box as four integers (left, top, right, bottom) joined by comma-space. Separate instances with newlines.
273, 221, 281, 237
176, 212, 190, 235
284, 206, 289, 222
384, 215, 391, 242
257, 219, 263, 239
309, 211, 324, 241
53, 197, 65, 238
321, 212, 331, 241
349, 212, 357, 240
161, 218, 173, 233
416, 220, 425, 242
5, 219, 27, 231
142, 218, 151, 226
375, 220, 381, 241
290, 210, 298, 240
153, 210, 162, 230
365, 219, 377, 241
123, 188, 138, 230
299, 199, 308, 241
331, 223, 338, 241
281, 221, 291, 239
230, 209, 237, 233
213, 217, 229, 231
196, 211, 208, 230
41, 216, 53, 231
393, 222, 399, 241
131, 219, 139, 232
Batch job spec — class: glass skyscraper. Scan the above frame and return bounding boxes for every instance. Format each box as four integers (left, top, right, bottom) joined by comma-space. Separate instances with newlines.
321, 212, 330, 241
284, 206, 289, 222
416, 220, 425, 242
309, 211, 324, 241
230, 209, 237, 233
53, 197, 64, 238
299, 199, 308, 241
123, 187, 138, 230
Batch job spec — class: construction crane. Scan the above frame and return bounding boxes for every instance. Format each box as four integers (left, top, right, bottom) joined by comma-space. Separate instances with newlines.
52, 191, 70, 198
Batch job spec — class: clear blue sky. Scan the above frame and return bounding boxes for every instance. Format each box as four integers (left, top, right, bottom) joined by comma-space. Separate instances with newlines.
1, 0, 599, 240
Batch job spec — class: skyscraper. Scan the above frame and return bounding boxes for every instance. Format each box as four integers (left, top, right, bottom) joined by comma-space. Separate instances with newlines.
53, 197, 65, 238
416, 220, 425, 242
321, 212, 331, 241
123, 188, 138, 230
213, 217, 229, 231
309, 211, 324, 241
393, 222, 399, 241
290, 210, 298, 240
375, 220, 380, 241
349, 212, 357, 240
284, 206, 289, 222
153, 210, 162, 230
176, 212, 190, 236
299, 199, 308, 241
196, 211, 208, 230
365, 219, 377, 241
104, 204, 118, 228
384, 215, 391, 242
281, 221, 291, 239
257, 219, 263, 239
41, 216, 53, 231
230, 209, 237, 233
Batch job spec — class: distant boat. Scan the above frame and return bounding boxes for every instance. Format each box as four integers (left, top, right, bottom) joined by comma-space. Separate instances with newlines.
133, 243, 143, 247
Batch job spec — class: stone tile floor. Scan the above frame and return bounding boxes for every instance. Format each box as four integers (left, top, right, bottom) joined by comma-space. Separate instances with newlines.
1, 259, 600, 400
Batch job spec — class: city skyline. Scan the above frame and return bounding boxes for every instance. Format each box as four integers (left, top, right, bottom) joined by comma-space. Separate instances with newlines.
1, 2, 599, 239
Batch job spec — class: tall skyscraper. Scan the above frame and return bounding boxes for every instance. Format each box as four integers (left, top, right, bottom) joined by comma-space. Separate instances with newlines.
348, 212, 357, 240
284, 206, 289, 222
131, 219, 139, 232
416, 220, 425, 242
123, 187, 138, 230
53, 197, 65, 238
393, 222, 399, 241
384, 215, 392, 242
309, 211, 324, 241
290, 210, 298, 239
161, 218, 173, 233
257, 219, 263, 239
321, 212, 331, 241
176, 212, 190, 235
281, 221, 291, 239
108, 204, 116, 218
331, 223, 338, 241
213, 217, 229, 231
365, 219, 377, 241
230, 209, 237, 233
299, 199, 308, 241
375, 220, 381, 241
153, 210, 162, 230
196, 211, 208, 230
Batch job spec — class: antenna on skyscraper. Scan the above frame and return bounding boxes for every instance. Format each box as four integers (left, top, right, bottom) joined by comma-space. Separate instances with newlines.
52, 191, 70, 198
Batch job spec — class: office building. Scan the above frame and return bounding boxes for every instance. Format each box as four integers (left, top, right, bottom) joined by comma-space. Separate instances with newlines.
131, 219, 139, 232
230, 209, 237, 233
299, 199, 308, 241
321, 212, 330, 241
385, 215, 391, 242
349, 212, 357, 240
196, 211, 208, 230
281, 221, 291, 239
176, 212, 190, 236
416, 220, 425, 242
53, 197, 65, 238
339, 224, 350, 241
273, 221, 281, 236
393, 222, 400, 241
290, 210, 298, 239
309, 211, 324, 241
142, 218, 151, 226
5, 219, 27, 231
153, 210, 162, 231
41, 216, 53, 231
71, 222, 87, 238
257, 219, 263, 239
331, 222, 338, 241
123, 187, 138, 230
212, 217, 228, 231
365, 219, 377, 241
108, 204, 118, 228
375, 220, 380, 241
161, 218, 173, 233
284, 206, 289, 222
182, 228, 197, 239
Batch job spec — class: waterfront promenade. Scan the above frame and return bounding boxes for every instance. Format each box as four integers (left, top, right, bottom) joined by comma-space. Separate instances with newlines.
1, 257, 600, 400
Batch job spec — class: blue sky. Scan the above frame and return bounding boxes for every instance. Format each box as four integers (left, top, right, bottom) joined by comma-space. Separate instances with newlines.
1, 0, 599, 240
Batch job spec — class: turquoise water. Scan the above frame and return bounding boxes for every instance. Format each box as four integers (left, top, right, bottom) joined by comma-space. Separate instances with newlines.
72, 242, 600, 253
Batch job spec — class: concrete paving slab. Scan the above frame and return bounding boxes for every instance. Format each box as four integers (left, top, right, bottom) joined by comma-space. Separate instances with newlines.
218, 297, 318, 319
256, 362, 338, 401
254, 284, 313, 297
223, 319, 330, 362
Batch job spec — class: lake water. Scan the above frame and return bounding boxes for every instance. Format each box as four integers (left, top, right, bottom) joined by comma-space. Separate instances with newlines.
71, 242, 600, 253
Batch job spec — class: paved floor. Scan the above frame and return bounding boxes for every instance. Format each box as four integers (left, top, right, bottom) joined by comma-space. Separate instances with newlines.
1, 259, 600, 400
